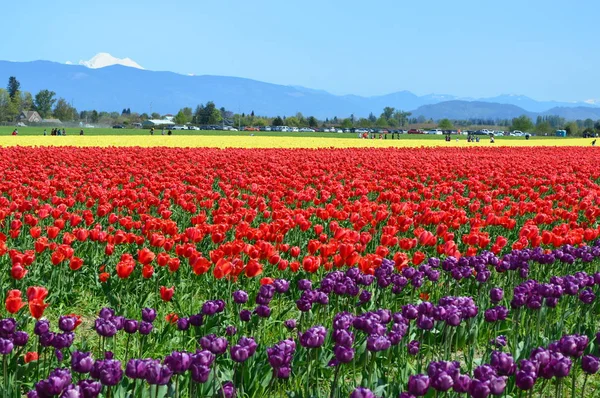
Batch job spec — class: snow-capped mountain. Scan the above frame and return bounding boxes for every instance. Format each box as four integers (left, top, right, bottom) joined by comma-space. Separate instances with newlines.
77, 53, 144, 70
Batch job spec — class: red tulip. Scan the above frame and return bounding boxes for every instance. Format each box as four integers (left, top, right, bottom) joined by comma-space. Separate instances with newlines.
160, 286, 175, 302
138, 248, 156, 265
69, 257, 83, 271
167, 258, 180, 272
142, 265, 154, 279
165, 312, 179, 324
5, 290, 26, 314
244, 259, 262, 278
24, 352, 39, 363
116, 260, 135, 279
11, 264, 28, 280
26, 286, 48, 302
29, 299, 49, 319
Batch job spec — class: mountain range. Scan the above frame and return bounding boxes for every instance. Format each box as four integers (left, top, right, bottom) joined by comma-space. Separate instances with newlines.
1, 55, 599, 121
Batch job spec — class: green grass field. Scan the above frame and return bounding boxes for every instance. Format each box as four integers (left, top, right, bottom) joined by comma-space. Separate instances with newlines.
0, 126, 568, 140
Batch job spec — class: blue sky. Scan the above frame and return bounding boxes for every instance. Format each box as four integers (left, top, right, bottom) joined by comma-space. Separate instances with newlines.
3, 0, 598, 101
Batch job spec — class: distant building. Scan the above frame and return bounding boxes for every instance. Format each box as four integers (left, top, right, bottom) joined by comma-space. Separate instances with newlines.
142, 119, 175, 128
18, 111, 43, 123
42, 118, 63, 125
163, 114, 175, 122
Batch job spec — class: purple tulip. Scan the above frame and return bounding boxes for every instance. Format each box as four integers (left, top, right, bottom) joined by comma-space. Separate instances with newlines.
71, 351, 94, 374
219, 381, 236, 398
98, 307, 115, 320
189, 313, 204, 327
78, 379, 102, 398
255, 305, 271, 318
141, 308, 157, 323
273, 279, 290, 293
408, 340, 420, 356
177, 317, 190, 331
164, 351, 192, 374
299, 326, 327, 349
408, 374, 430, 396
58, 316, 77, 332
190, 363, 211, 383
582, 355, 600, 374
350, 387, 376, 398
124, 319, 139, 334
94, 318, 117, 337
298, 279, 312, 291
139, 321, 153, 335
239, 309, 252, 322
232, 290, 249, 304
0, 339, 15, 356
145, 361, 173, 385
35, 368, 72, 396
34, 320, 50, 336
284, 319, 297, 330
13, 330, 29, 346
90, 359, 123, 386
367, 335, 391, 352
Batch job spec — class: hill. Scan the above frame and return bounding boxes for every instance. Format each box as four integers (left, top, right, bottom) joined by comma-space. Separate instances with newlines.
1, 60, 599, 120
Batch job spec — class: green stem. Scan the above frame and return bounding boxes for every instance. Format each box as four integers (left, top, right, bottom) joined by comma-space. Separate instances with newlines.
581, 374, 588, 398
330, 365, 341, 398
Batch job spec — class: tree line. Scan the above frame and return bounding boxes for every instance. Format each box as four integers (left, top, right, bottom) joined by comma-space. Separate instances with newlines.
4, 76, 600, 136
0, 77, 78, 123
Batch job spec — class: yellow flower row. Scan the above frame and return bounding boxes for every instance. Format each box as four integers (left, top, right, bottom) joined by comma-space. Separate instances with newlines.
0, 135, 593, 148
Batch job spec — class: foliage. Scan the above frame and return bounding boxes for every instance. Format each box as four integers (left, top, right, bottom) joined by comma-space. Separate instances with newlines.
53, 98, 78, 122
510, 115, 534, 132
437, 118, 453, 130
565, 121, 579, 136
34, 90, 57, 118
7, 76, 20, 99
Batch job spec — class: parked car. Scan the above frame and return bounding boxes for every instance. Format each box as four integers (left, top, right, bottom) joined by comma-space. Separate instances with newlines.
172, 125, 187, 130
244, 127, 260, 131
187, 126, 200, 130
229, 128, 238, 131
428, 129, 444, 135
408, 129, 424, 134
112, 125, 125, 129
473, 129, 493, 136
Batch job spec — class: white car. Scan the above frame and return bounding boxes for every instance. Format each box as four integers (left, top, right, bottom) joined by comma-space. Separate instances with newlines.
428, 129, 444, 135
172, 125, 187, 130
229, 128, 238, 131
187, 126, 200, 130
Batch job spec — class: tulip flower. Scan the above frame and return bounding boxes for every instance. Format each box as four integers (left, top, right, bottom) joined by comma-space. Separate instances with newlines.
5, 289, 26, 314
159, 286, 174, 302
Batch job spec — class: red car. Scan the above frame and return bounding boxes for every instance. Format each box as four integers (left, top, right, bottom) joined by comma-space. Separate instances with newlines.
407, 129, 424, 134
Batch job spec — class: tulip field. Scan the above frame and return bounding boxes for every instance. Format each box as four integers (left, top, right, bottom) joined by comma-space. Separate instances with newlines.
1, 144, 600, 397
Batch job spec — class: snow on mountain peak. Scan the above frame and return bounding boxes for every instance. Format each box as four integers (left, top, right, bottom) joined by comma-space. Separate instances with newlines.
78, 53, 144, 70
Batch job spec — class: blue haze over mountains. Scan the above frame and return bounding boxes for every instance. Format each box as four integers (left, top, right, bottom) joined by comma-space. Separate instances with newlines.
1, 60, 599, 121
